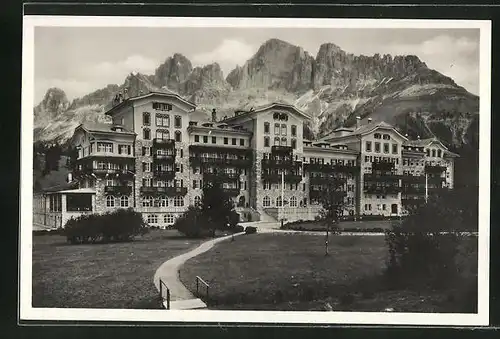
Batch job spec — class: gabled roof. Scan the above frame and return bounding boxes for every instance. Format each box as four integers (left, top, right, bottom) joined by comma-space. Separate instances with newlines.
323, 121, 408, 141
222, 102, 312, 122
76, 123, 135, 136
105, 91, 196, 116
404, 137, 448, 150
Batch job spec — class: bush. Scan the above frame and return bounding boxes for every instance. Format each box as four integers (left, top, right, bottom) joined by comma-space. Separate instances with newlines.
64, 208, 148, 244
245, 226, 257, 235
173, 206, 211, 238
230, 225, 244, 233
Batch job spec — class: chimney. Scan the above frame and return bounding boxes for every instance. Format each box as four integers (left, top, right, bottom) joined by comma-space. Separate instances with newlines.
124, 88, 129, 99
211, 108, 217, 122
67, 173, 73, 183
356, 116, 361, 129
139, 90, 144, 96
368, 117, 373, 124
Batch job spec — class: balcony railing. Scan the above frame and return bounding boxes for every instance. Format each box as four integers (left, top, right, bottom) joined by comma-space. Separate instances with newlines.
153, 138, 176, 149
363, 185, 401, 194
189, 156, 252, 168
261, 158, 300, 168
372, 162, 395, 171
189, 145, 252, 156
401, 175, 426, 183
261, 173, 303, 183
153, 154, 176, 163
153, 170, 176, 180
364, 173, 401, 182
140, 186, 188, 196
271, 145, 293, 155
309, 176, 347, 186
77, 167, 135, 178
401, 185, 426, 194
304, 162, 360, 174
425, 165, 447, 174
104, 185, 133, 195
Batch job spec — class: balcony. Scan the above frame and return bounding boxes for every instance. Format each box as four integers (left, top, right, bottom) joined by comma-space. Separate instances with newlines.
152, 138, 175, 149
189, 156, 252, 168
425, 165, 447, 174
74, 157, 135, 177
401, 185, 426, 194
153, 170, 176, 180
261, 158, 301, 169
104, 185, 133, 195
364, 173, 400, 182
223, 188, 241, 197
89, 168, 136, 178
304, 162, 360, 174
372, 162, 395, 171
189, 144, 252, 157
261, 173, 303, 184
363, 184, 401, 194
203, 172, 241, 181
153, 153, 176, 164
309, 176, 347, 186
401, 175, 426, 183
140, 186, 188, 196
271, 145, 293, 155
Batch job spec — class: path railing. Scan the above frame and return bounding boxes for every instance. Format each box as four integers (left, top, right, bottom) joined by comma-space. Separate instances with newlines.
195, 275, 210, 300
159, 278, 171, 310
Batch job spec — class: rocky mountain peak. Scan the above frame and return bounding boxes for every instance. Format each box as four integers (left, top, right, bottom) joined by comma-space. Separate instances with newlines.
153, 53, 193, 93
34, 88, 70, 126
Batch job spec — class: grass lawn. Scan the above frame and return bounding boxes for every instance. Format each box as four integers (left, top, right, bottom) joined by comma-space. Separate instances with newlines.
180, 233, 477, 312
32, 229, 205, 309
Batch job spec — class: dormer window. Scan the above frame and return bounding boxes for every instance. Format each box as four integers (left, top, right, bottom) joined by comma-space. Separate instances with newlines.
374, 133, 381, 139
153, 102, 172, 111
383, 134, 390, 140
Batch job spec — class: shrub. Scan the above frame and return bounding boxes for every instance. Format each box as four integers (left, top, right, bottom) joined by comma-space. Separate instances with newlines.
64, 208, 148, 244
245, 226, 257, 234
230, 225, 245, 233
173, 206, 211, 238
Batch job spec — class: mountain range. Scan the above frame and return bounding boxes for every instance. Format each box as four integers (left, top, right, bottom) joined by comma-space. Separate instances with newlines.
33, 38, 479, 187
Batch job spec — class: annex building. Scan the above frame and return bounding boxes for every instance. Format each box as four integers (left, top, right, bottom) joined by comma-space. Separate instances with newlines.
34, 91, 458, 229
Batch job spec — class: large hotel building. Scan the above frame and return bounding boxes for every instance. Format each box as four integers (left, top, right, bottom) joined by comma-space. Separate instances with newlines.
35, 92, 458, 228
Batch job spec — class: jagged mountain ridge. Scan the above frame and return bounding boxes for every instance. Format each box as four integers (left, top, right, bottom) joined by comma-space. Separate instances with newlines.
34, 38, 479, 152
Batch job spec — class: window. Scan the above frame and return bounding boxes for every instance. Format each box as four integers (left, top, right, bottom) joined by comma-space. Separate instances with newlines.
374, 142, 381, 153
212, 136, 216, 144
383, 143, 389, 154
291, 139, 297, 149
281, 137, 287, 146
195, 135, 200, 142
264, 122, 270, 134
374, 133, 381, 139
262, 136, 270, 147
143, 128, 151, 140
142, 196, 153, 207
383, 134, 390, 140
143, 112, 151, 125
97, 142, 113, 153
224, 137, 228, 145
432, 149, 436, 157
106, 195, 115, 207
156, 129, 169, 140
153, 102, 172, 111
263, 196, 271, 207
273, 137, 280, 146
203, 135, 208, 143
291, 125, 297, 137
174, 196, 184, 207
156, 114, 169, 127
382, 204, 386, 211
365, 141, 372, 152
240, 139, 244, 146
232, 138, 237, 145
437, 149, 442, 157
274, 123, 280, 135
174, 115, 182, 128
194, 196, 201, 206
142, 162, 150, 172
281, 124, 287, 136
392, 144, 398, 154
118, 144, 131, 155
165, 214, 175, 224
426, 149, 430, 156
120, 195, 129, 207
159, 196, 168, 207
147, 214, 158, 224
290, 196, 297, 207
276, 196, 283, 207
175, 131, 182, 142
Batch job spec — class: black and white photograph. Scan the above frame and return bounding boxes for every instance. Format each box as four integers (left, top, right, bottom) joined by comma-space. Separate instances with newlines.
20, 16, 491, 325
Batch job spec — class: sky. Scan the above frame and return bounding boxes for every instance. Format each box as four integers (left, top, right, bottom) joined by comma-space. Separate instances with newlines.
34, 26, 480, 103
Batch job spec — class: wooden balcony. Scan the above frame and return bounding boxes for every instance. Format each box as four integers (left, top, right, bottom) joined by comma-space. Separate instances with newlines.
85, 167, 135, 178
304, 162, 360, 174
152, 138, 176, 149
401, 175, 426, 183
425, 165, 447, 174
203, 172, 241, 182
309, 176, 347, 186
189, 144, 252, 156
74, 156, 135, 177
261, 173, 302, 184
153, 154, 175, 163
364, 173, 401, 182
372, 162, 395, 171
261, 159, 301, 169
363, 185, 401, 194
189, 156, 251, 168
104, 185, 133, 195
153, 170, 176, 180
401, 185, 426, 194
140, 186, 188, 196
271, 145, 293, 155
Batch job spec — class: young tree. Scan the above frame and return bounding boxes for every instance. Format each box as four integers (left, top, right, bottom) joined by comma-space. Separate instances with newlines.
317, 173, 347, 255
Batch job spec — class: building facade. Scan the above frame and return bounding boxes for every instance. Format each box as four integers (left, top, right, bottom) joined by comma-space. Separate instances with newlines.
61, 91, 458, 228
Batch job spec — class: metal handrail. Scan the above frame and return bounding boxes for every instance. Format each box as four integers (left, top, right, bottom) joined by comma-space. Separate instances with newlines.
159, 278, 170, 310
195, 276, 210, 299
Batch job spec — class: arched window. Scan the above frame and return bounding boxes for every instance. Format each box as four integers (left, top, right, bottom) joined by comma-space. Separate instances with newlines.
143, 128, 151, 140
290, 196, 297, 207
164, 214, 175, 224
143, 112, 151, 126
263, 196, 271, 207
142, 196, 153, 207
264, 136, 270, 147
281, 137, 287, 146
120, 195, 129, 207
238, 196, 245, 207
281, 124, 287, 136
374, 133, 381, 139
106, 195, 115, 207
159, 196, 168, 207
194, 196, 201, 207
276, 196, 283, 207
274, 123, 280, 135
174, 196, 184, 207
156, 129, 169, 140
273, 112, 280, 120
264, 122, 270, 134
274, 137, 280, 146
174, 115, 182, 128
175, 130, 182, 142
